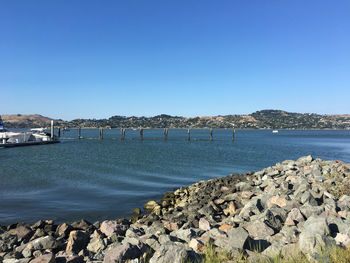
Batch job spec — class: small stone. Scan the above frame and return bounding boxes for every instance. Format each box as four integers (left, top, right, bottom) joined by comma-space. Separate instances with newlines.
143, 200, 158, 212
189, 239, 205, 252
223, 202, 236, 216
162, 221, 179, 232
267, 196, 287, 208
56, 223, 73, 238
198, 218, 211, 231
285, 208, 305, 226
87, 237, 106, 253
132, 208, 141, 215
219, 224, 233, 232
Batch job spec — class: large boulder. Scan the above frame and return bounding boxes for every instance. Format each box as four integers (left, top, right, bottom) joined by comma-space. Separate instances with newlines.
29, 253, 55, 263
214, 227, 250, 252
66, 230, 90, 254
103, 243, 142, 263
100, 221, 128, 237
149, 244, 197, 263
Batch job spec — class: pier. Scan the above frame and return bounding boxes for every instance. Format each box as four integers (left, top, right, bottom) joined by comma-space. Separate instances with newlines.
69, 127, 236, 141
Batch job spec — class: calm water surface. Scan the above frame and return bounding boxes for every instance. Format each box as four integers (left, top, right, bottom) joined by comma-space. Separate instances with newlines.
0, 129, 349, 224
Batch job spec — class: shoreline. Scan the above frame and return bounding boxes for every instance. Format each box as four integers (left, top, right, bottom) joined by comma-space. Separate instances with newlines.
1, 156, 350, 262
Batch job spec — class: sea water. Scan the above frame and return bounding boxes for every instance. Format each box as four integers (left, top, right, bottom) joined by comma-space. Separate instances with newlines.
0, 129, 349, 224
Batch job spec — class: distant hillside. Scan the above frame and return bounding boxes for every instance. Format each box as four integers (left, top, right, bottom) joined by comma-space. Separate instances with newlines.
1, 114, 62, 128
2, 110, 350, 129
64, 110, 350, 129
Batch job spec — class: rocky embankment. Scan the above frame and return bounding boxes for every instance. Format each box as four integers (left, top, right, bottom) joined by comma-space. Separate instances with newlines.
1, 156, 350, 263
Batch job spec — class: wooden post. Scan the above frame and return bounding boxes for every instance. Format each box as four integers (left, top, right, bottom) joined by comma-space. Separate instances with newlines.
164, 128, 168, 140
58, 127, 61, 138
50, 120, 54, 140
140, 128, 143, 140
187, 128, 190, 141
210, 128, 213, 141
232, 127, 235, 141
121, 128, 125, 140
99, 128, 103, 140
78, 127, 81, 139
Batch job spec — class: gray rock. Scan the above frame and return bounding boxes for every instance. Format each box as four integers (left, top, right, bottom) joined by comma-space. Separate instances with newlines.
302, 215, 330, 235
299, 232, 335, 255
87, 237, 107, 253
245, 220, 274, 239
300, 204, 324, 218
103, 243, 142, 263
297, 155, 313, 165
214, 227, 249, 251
327, 215, 350, 237
301, 191, 318, 206
29, 236, 59, 250
338, 195, 350, 211
169, 228, 202, 242
285, 208, 305, 226
149, 244, 197, 263
4, 260, 31, 263
143, 225, 166, 236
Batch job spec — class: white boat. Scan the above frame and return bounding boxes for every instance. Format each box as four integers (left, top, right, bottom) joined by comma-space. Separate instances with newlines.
0, 116, 58, 147
272, 130, 279, 133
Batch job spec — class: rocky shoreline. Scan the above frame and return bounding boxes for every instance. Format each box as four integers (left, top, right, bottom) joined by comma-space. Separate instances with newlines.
1, 156, 350, 263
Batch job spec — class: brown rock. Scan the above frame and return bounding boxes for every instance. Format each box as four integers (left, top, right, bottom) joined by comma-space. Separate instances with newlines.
66, 230, 90, 254
163, 221, 179, 232
219, 224, 233, 232
29, 253, 55, 263
8, 226, 33, 241
56, 223, 73, 238
223, 202, 236, 216
267, 196, 287, 208
241, 191, 254, 199
100, 220, 127, 237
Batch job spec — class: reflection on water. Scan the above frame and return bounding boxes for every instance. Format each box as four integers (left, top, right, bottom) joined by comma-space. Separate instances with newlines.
0, 129, 349, 224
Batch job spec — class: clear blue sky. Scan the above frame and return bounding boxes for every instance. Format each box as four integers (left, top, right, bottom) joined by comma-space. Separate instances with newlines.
1, 1, 349, 120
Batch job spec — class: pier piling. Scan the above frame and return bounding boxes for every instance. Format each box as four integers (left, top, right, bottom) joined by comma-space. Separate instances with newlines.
210, 128, 213, 141
121, 128, 125, 140
58, 128, 61, 138
50, 120, 54, 140
99, 128, 103, 140
78, 127, 81, 139
187, 128, 191, 141
232, 127, 235, 141
140, 128, 143, 140
164, 128, 168, 140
